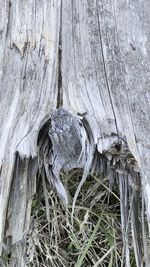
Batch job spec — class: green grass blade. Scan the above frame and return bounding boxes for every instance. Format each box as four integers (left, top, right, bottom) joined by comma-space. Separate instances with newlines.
75, 218, 101, 267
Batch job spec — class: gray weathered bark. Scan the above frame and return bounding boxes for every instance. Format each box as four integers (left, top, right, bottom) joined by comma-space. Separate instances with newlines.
0, 0, 150, 266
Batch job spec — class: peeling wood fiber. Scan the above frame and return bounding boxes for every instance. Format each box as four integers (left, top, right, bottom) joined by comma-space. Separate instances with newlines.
0, 0, 61, 260
37, 108, 144, 266
61, 1, 150, 266
0, 0, 150, 266
62, 0, 150, 228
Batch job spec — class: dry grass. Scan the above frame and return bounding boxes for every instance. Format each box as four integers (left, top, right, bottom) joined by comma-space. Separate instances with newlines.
26, 170, 137, 267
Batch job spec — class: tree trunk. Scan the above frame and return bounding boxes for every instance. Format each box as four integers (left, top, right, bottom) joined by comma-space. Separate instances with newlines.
0, 0, 61, 265
0, 0, 150, 266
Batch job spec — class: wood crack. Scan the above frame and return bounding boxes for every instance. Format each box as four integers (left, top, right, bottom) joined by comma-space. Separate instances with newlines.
6, 1, 12, 39
95, 0, 119, 135
56, 0, 63, 108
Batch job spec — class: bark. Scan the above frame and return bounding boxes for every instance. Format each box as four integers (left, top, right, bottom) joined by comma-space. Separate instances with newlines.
0, 0, 150, 266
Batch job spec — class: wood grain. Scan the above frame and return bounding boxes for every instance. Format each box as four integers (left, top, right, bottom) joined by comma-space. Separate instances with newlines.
0, 0, 61, 264
0, 0, 150, 266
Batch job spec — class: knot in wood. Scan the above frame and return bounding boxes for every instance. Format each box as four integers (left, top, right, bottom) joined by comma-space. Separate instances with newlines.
49, 108, 86, 171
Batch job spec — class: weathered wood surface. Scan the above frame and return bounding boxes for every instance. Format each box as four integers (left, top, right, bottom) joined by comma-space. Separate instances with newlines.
62, 0, 150, 223
0, 0, 61, 265
61, 1, 150, 266
0, 0, 150, 266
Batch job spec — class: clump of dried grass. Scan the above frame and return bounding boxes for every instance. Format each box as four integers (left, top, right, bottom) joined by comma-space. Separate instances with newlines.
26, 170, 136, 267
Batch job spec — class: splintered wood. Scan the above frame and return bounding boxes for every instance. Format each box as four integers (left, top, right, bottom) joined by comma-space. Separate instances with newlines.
0, 0, 150, 266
